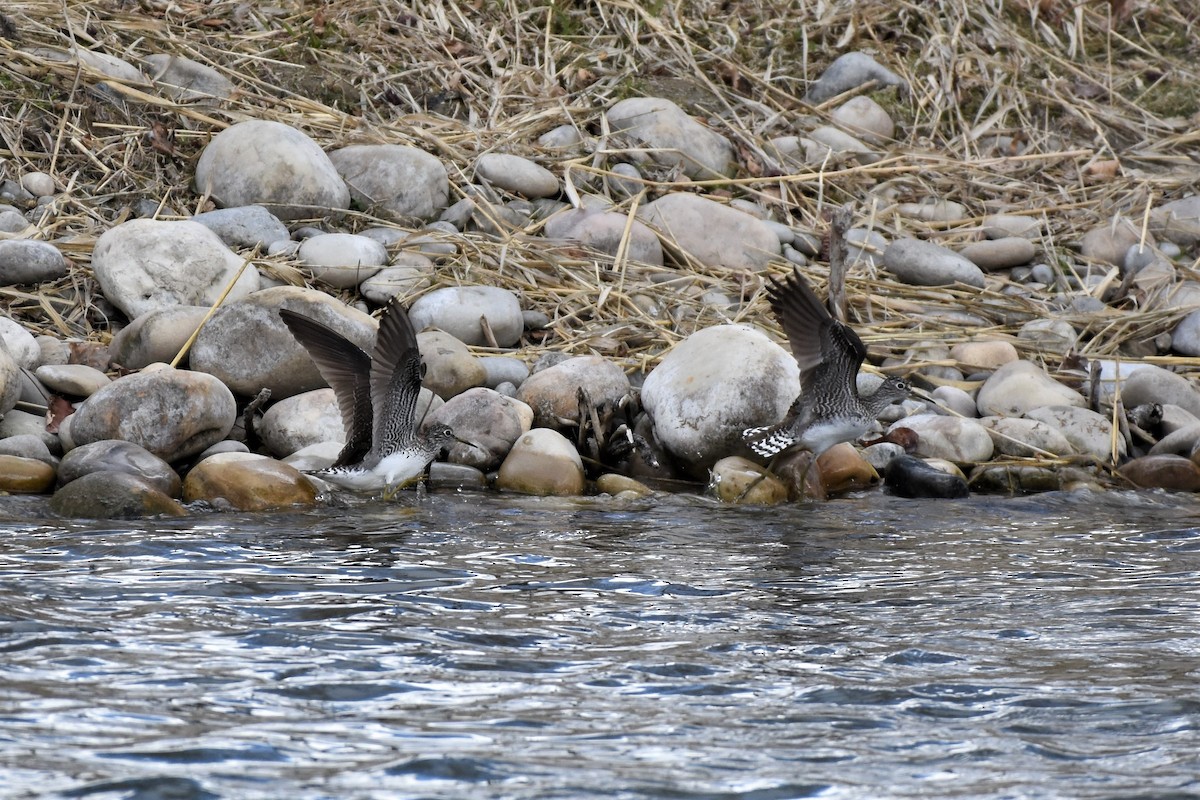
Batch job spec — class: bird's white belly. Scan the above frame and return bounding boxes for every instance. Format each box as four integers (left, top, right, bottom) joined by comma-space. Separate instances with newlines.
376, 450, 429, 487
800, 418, 874, 456
315, 451, 427, 492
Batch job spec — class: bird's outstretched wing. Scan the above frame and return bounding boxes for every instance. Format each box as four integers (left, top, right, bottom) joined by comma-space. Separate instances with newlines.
766, 268, 866, 397
279, 308, 373, 467
369, 297, 425, 458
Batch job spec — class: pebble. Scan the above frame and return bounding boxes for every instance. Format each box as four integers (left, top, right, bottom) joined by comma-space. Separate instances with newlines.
182, 453, 318, 511
982, 214, 1041, 239
0, 434, 57, 467
0, 317, 40, 368
358, 253, 436, 305
426, 387, 531, 471
807, 126, 876, 162
710, 456, 788, 505
888, 414, 994, 463
976, 360, 1086, 416
91, 218, 261, 319
813, 442, 881, 495
417, 330, 488, 399
1017, 318, 1078, 353
0, 209, 27, 233
194, 120, 350, 221
191, 205, 290, 250
537, 124, 583, 150
48, 471, 187, 519
427, 462, 488, 490
1080, 217, 1148, 267
1150, 196, 1200, 247
297, 233, 388, 289
259, 388, 344, 457
329, 144, 449, 221
605, 96, 735, 179
804, 52, 907, 103
496, 428, 585, 496
894, 200, 968, 223
190, 286, 376, 399
1121, 365, 1200, 420
0, 239, 68, 287
516, 354, 632, 429
949, 340, 1019, 372
1025, 405, 1124, 461
69, 367, 237, 463
637, 193, 780, 272
543, 207, 664, 265
607, 163, 643, 201
475, 153, 559, 199
641, 324, 798, 476
930, 386, 978, 418
1172, 311, 1200, 356
57, 439, 181, 496
830, 95, 894, 144
883, 455, 969, 499
958, 237, 1037, 270
109, 305, 210, 370
862, 441, 908, 472
970, 465, 1062, 494
0, 454, 55, 493
19, 171, 56, 197
481, 356, 530, 390
0, 409, 59, 453
143, 53, 234, 100
34, 364, 110, 397
1119, 455, 1200, 492
883, 238, 986, 288
846, 228, 888, 268
980, 416, 1076, 457
595, 473, 653, 498
408, 285, 524, 347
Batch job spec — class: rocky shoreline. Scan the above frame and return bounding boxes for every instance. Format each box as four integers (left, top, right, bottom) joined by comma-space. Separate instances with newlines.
2, 9, 1200, 517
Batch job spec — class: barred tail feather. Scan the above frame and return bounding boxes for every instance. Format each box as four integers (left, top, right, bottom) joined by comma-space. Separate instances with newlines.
742, 425, 797, 459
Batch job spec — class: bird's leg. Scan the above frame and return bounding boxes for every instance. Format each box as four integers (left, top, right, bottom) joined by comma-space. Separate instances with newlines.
734, 453, 781, 504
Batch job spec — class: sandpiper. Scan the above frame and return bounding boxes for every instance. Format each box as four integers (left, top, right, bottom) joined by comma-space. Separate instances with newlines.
279, 298, 462, 496
742, 267, 911, 485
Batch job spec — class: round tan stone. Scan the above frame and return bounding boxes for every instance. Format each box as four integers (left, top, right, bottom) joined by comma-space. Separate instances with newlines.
814, 442, 880, 495
1119, 455, 1200, 492
183, 453, 319, 510
496, 428, 585, 496
710, 456, 788, 505
0, 454, 56, 493
950, 340, 1020, 373
595, 473, 652, 497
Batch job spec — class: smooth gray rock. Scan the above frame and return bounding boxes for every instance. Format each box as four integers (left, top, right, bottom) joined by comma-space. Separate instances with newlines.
49, 471, 187, 519
190, 286, 376, 399
1150, 195, 1200, 247
641, 324, 799, 476
0, 317, 39, 368
0, 409, 59, 452
191, 205, 290, 250
606, 97, 735, 179
544, 207, 663, 265
359, 254, 437, 305
976, 360, 1086, 417
1017, 318, 1078, 353
638, 193, 779, 271
846, 227, 888, 269
20, 172, 56, 197
1024, 405, 1124, 461
69, 367, 236, 463
480, 356, 529, 390
259, 388, 344, 457
57, 439, 181, 496
109, 306, 210, 370
958, 237, 1037, 270
830, 95, 894, 144
34, 364, 110, 397
427, 387, 531, 470
417, 330, 487, 399
982, 214, 1041, 239
143, 53, 234, 100
804, 52, 906, 103
980, 416, 1076, 457
1121, 365, 1200, 420
884, 455, 969, 499
475, 153, 559, 198
297, 233, 387, 289
194, 120, 350, 221
0, 209, 27, 233
887, 413, 994, 463
91, 218, 261, 318
328, 144, 448, 221
537, 124, 583, 150
0, 239, 68, 284
1080, 217, 1148, 267
883, 238, 985, 288
0, 433, 57, 467
408, 286, 524, 347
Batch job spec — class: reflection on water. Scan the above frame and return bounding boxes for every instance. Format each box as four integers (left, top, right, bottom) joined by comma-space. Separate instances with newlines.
2, 490, 1200, 799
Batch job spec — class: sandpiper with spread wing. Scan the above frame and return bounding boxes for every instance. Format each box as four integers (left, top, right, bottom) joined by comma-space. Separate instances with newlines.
741, 267, 911, 490
279, 298, 464, 496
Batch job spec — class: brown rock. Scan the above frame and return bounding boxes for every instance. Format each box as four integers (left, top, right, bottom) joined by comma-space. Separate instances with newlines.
49, 471, 187, 519
183, 453, 319, 510
0, 454, 55, 493
496, 428, 585, 496
1119, 455, 1200, 492
814, 442, 880, 495
711, 456, 789, 505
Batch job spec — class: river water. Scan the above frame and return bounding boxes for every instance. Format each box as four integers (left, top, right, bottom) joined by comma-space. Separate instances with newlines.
1, 488, 1199, 799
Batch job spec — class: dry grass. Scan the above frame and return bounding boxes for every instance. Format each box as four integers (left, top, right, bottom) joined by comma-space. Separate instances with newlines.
0, 0, 1198, 381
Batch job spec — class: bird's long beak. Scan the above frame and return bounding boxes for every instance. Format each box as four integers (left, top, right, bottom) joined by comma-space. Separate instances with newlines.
453, 434, 478, 449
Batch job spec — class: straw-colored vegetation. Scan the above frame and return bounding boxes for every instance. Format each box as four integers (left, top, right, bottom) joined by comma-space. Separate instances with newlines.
0, 0, 1198, 385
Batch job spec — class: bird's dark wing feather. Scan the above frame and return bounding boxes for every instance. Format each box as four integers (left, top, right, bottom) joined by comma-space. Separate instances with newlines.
279, 308, 373, 467
369, 297, 424, 457
767, 268, 866, 397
